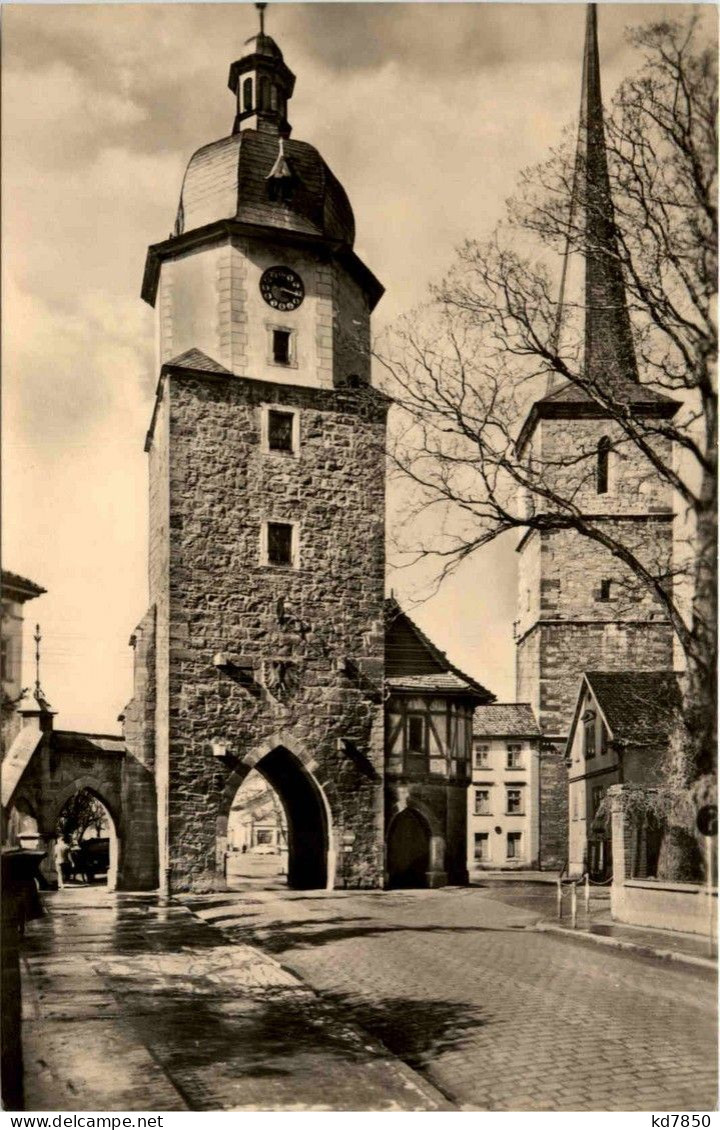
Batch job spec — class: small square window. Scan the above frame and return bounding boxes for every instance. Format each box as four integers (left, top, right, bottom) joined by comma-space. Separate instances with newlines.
507, 832, 522, 859
474, 833, 489, 861
506, 788, 524, 815
256, 828, 272, 845
273, 329, 291, 365
267, 522, 293, 567
407, 715, 425, 754
268, 410, 295, 453
506, 744, 523, 769
474, 789, 491, 816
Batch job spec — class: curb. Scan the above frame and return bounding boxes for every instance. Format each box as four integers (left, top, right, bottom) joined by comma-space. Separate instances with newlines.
534, 920, 717, 971
181, 899, 455, 1111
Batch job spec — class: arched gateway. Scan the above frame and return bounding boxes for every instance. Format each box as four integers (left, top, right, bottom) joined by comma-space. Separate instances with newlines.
220, 746, 332, 891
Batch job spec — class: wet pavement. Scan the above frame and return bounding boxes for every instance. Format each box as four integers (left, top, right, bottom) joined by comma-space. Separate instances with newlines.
19, 889, 449, 1111
185, 886, 718, 1111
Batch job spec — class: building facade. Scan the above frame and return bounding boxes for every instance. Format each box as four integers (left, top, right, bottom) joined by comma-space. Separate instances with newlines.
385, 601, 492, 887
566, 670, 681, 878
121, 21, 488, 894
514, 7, 678, 869
467, 704, 541, 874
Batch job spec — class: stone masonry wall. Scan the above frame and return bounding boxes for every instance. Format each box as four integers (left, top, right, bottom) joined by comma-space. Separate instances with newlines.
154, 371, 388, 892
122, 606, 156, 772
517, 415, 675, 869
538, 416, 674, 515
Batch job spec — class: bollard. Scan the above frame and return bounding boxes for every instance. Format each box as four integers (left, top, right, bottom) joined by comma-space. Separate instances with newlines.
585, 872, 590, 917
570, 882, 577, 929
556, 876, 563, 920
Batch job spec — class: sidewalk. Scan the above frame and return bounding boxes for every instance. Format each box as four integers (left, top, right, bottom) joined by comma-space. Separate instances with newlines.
536, 906, 717, 970
18, 889, 451, 1112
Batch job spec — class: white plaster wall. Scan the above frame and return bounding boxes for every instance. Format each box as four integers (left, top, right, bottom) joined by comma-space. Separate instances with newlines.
157, 246, 223, 368
467, 736, 539, 870
155, 236, 371, 391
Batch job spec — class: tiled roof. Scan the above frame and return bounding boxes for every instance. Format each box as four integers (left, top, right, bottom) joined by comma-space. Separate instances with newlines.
177, 129, 355, 246
473, 703, 541, 738
164, 348, 232, 375
385, 598, 494, 703
1, 570, 46, 602
386, 673, 481, 694
585, 671, 681, 745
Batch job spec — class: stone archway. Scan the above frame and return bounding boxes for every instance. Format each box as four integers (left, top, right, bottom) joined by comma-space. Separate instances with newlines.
52, 781, 120, 893
220, 743, 334, 891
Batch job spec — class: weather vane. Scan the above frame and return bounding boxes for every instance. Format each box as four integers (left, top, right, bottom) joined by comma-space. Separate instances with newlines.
246, 2, 267, 43
34, 623, 42, 696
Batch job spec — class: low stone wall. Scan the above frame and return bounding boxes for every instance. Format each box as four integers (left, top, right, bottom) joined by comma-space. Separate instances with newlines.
612, 877, 716, 937
608, 783, 717, 937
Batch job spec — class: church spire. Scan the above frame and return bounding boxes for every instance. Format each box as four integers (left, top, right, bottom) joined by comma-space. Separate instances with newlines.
580, 3, 638, 393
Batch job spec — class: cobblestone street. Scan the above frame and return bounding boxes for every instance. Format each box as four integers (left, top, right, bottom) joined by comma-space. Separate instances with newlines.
186, 886, 718, 1112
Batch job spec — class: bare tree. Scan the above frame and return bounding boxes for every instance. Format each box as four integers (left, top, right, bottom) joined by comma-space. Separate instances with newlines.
56, 790, 108, 843
376, 15, 716, 788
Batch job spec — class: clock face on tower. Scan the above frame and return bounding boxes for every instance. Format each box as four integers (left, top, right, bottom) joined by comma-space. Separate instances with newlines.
260, 266, 305, 312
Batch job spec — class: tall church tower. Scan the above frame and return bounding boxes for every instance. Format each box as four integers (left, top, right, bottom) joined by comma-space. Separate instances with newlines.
514, 6, 678, 866
135, 13, 388, 894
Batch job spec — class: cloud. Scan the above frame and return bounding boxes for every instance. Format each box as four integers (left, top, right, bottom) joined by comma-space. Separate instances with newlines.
3, 2, 714, 726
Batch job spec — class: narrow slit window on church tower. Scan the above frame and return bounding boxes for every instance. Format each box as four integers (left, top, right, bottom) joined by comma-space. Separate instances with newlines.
598, 579, 612, 602
597, 437, 611, 494
243, 77, 253, 112
273, 329, 291, 365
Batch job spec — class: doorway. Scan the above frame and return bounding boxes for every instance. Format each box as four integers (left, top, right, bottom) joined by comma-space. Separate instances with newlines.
387, 807, 430, 888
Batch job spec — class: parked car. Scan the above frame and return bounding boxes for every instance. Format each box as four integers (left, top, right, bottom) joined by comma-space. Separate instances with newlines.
76, 838, 110, 881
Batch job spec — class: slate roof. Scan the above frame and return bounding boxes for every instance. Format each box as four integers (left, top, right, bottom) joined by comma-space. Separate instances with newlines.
473, 703, 541, 738
385, 599, 494, 702
516, 377, 680, 455
584, 670, 681, 745
163, 348, 232, 375
177, 129, 355, 247
52, 731, 126, 756
1, 570, 46, 602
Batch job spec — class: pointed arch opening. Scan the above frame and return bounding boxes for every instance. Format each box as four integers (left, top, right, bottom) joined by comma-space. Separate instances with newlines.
55, 787, 118, 892
387, 807, 432, 889
223, 746, 330, 891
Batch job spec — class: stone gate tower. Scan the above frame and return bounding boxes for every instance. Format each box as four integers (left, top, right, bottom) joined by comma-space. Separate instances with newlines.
514, 5, 678, 867
129, 17, 388, 894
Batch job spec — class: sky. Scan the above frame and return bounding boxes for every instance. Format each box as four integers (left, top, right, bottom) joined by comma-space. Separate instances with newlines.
2, 0, 712, 732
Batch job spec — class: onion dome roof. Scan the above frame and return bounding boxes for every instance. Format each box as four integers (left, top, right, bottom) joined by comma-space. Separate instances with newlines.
175, 130, 355, 247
